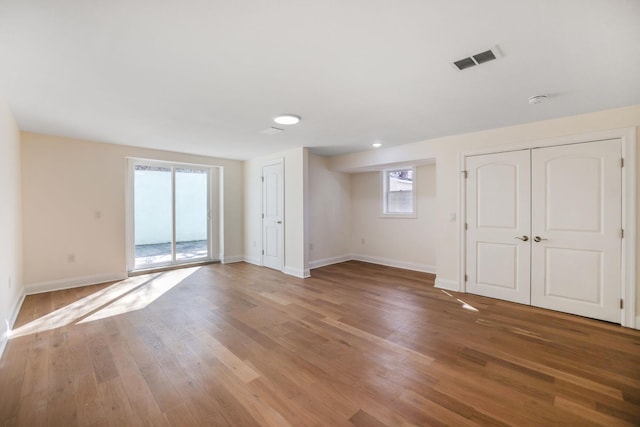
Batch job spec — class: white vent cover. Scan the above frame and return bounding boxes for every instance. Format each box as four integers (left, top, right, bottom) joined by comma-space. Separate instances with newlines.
453, 46, 502, 71
260, 127, 284, 135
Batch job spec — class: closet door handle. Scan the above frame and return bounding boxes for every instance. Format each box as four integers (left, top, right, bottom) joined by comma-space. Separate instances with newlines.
514, 235, 529, 241
533, 236, 547, 242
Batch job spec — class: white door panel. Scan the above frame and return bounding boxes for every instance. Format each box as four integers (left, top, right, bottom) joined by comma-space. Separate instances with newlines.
476, 242, 519, 290
544, 247, 602, 303
466, 150, 531, 305
531, 140, 621, 322
262, 162, 284, 271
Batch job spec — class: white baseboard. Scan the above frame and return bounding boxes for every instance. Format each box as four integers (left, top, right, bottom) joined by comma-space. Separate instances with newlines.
222, 255, 244, 264
350, 253, 436, 274
26, 272, 128, 295
635, 316, 640, 330
309, 254, 352, 269
283, 266, 311, 279
1, 288, 27, 359
243, 255, 262, 266
434, 278, 461, 292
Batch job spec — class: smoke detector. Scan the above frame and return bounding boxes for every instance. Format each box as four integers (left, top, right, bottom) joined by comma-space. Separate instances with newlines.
528, 95, 548, 105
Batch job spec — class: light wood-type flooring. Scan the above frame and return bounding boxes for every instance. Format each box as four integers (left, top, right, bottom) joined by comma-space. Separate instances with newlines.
1, 261, 639, 426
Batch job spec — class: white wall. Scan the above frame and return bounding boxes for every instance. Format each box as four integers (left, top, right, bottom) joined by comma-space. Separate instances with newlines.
243, 147, 309, 277
21, 132, 244, 292
308, 154, 351, 268
350, 164, 437, 272
0, 97, 24, 357
330, 104, 640, 321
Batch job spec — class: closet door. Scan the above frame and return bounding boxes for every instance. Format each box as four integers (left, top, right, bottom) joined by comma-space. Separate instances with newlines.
466, 150, 531, 305
531, 140, 622, 323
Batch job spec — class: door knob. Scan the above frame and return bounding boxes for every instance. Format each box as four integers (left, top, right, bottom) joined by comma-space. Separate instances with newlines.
533, 236, 547, 242
277, 221, 282, 224
514, 235, 529, 241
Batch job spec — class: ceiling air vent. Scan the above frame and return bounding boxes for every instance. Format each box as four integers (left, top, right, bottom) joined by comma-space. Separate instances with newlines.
473, 49, 496, 64
260, 127, 284, 135
453, 57, 476, 71
453, 46, 502, 71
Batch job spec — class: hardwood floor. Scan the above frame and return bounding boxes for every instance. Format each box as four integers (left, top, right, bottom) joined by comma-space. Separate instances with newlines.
1, 261, 639, 426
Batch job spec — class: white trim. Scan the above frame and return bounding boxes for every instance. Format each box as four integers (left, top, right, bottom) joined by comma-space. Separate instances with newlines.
309, 254, 352, 269
351, 253, 436, 274
459, 127, 637, 328
635, 316, 640, 330
125, 158, 135, 272
222, 255, 244, 264
25, 272, 128, 295
621, 128, 637, 329
434, 278, 460, 292
0, 289, 26, 358
461, 127, 635, 157
283, 266, 311, 278
243, 255, 262, 266
458, 150, 466, 294
217, 167, 225, 266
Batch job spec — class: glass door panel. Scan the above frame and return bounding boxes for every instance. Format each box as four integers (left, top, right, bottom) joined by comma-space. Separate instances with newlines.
175, 168, 209, 261
134, 165, 173, 268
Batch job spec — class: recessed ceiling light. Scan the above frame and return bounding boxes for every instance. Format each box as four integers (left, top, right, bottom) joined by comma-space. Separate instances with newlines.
372, 142, 382, 148
273, 114, 301, 125
528, 95, 548, 105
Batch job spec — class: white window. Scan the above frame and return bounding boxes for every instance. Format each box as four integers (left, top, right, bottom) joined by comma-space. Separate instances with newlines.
382, 168, 416, 217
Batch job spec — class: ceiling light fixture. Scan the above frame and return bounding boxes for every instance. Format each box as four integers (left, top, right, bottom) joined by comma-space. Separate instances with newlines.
372, 142, 382, 148
528, 95, 548, 105
273, 114, 301, 125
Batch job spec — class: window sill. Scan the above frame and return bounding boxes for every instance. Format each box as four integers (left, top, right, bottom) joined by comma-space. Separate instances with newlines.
380, 213, 417, 219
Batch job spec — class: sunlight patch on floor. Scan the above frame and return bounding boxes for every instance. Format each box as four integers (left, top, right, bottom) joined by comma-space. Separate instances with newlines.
9, 267, 199, 338
440, 289, 479, 312
457, 298, 479, 312
79, 267, 197, 324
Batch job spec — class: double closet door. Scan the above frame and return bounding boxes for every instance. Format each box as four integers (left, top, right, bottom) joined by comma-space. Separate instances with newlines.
465, 139, 622, 323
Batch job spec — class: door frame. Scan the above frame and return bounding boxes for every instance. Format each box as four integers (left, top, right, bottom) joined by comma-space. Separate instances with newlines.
458, 128, 637, 328
261, 158, 285, 271
125, 157, 221, 272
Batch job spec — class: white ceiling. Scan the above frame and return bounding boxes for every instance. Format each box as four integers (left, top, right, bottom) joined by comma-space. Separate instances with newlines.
1, 0, 639, 160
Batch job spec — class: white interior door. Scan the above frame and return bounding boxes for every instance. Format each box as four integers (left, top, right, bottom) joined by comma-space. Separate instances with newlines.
531, 140, 622, 322
262, 161, 284, 271
466, 150, 532, 305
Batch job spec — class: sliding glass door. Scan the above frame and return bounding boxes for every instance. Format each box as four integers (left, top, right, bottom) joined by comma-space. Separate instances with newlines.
130, 161, 216, 270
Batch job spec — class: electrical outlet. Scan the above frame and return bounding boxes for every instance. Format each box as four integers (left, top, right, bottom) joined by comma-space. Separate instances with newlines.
361, 238, 366, 245
95, 210, 102, 219
68, 254, 76, 263
310, 243, 314, 251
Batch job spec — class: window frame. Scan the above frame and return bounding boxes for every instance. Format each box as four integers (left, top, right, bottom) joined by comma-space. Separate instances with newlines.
381, 167, 417, 218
